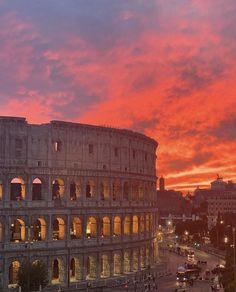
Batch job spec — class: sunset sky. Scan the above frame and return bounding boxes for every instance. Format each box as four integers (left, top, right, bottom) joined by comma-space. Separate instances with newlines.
0, 0, 236, 192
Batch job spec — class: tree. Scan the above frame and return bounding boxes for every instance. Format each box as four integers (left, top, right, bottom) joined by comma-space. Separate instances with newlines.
18, 261, 48, 291
222, 247, 236, 292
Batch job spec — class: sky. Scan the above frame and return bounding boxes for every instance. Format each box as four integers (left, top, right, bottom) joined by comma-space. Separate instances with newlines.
0, 0, 236, 192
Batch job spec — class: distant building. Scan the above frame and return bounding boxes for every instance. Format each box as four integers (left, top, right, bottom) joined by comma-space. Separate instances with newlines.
156, 177, 192, 218
193, 176, 236, 228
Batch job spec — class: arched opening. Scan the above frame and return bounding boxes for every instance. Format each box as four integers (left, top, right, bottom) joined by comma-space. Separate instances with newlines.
133, 249, 139, 271
113, 216, 121, 236
0, 222, 3, 241
113, 253, 122, 275
86, 217, 97, 238
86, 179, 95, 198
146, 214, 150, 232
70, 258, 81, 282
0, 180, 3, 200
112, 180, 121, 201
52, 179, 64, 200
52, 258, 65, 284
70, 180, 81, 201
131, 182, 138, 201
124, 251, 131, 273
132, 215, 138, 234
124, 216, 130, 236
9, 260, 20, 285
123, 182, 129, 200
10, 219, 25, 242
86, 256, 96, 279
10, 177, 25, 201
102, 217, 110, 237
100, 180, 109, 201
32, 218, 46, 241
70, 217, 82, 239
141, 215, 145, 233
139, 183, 144, 200
140, 248, 145, 269
32, 178, 42, 200
101, 254, 110, 278
52, 218, 65, 240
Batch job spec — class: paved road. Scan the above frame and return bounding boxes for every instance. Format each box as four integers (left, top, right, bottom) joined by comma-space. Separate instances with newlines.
158, 245, 225, 292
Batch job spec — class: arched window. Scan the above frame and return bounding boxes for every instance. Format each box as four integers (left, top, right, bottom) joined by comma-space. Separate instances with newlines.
32, 178, 42, 200
123, 182, 129, 200
70, 217, 82, 239
52, 258, 65, 284
32, 218, 46, 241
101, 254, 110, 278
114, 253, 122, 275
132, 215, 139, 234
133, 249, 139, 271
86, 217, 97, 238
113, 216, 121, 236
86, 179, 95, 198
70, 180, 81, 201
9, 261, 20, 285
52, 179, 64, 200
102, 217, 110, 237
52, 218, 65, 240
100, 180, 109, 201
112, 180, 121, 201
10, 219, 26, 242
124, 216, 130, 236
87, 256, 96, 279
70, 257, 81, 282
124, 251, 131, 273
140, 248, 145, 269
10, 177, 25, 201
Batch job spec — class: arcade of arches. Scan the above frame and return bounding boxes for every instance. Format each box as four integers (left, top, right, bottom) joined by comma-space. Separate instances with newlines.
8, 246, 154, 286
0, 177, 155, 202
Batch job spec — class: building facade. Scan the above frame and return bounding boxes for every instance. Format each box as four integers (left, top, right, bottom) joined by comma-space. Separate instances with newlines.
0, 117, 158, 289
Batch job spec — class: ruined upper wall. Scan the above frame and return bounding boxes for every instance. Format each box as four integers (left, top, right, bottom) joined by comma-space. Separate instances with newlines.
0, 117, 158, 178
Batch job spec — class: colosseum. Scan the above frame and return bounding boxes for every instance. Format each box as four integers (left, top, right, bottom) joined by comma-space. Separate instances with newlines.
0, 116, 159, 290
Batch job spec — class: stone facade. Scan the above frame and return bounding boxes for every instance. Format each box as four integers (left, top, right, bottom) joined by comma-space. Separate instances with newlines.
0, 116, 158, 289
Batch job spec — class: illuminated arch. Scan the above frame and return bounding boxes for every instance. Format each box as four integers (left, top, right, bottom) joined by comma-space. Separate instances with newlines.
52, 179, 64, 200
10, 219, 26, 242
101, 254, 110, 278
113, 253, 122, 275
140, 247, 145, 269
124, 251, 131, 273
102, 217, 110, 237
32, 178, 42, 200
32, 218, 46, 241
132, 215, 138, 234
70, 257, 81, 282
86, 179, 95, 198
133, 249, 139, 272
141, 215, 145, 233
70, 217, 82, 239
100, 180, 109, 201
0, 180, 3, 200
10, 177, 25, 201
124, 216, 130, 236
86, 256, 96, 279
52, 218, 65, 240
0, 222, 3, 241
9, 260, 20, 285
70, 180, 81, 201
52, 258, 65, 284
146, 214, 150, 232
113, 216, 121, 236
86, 217, 97, 238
